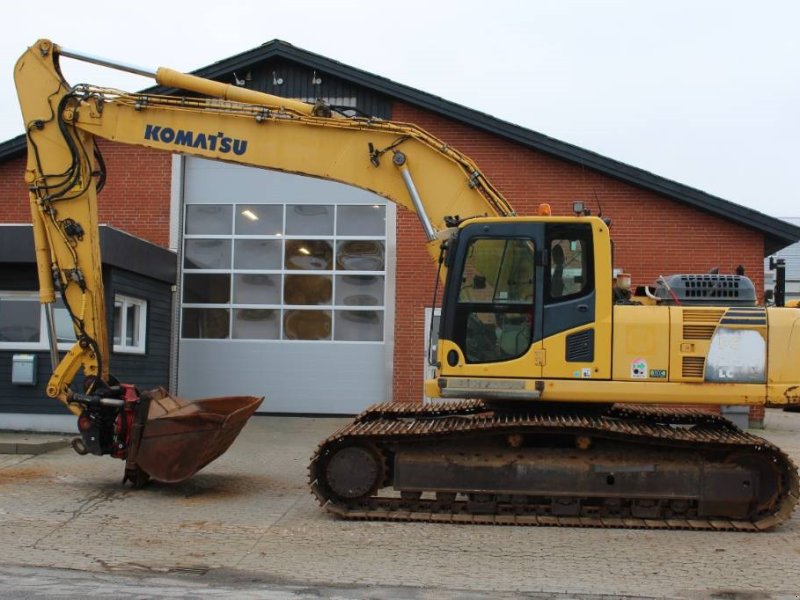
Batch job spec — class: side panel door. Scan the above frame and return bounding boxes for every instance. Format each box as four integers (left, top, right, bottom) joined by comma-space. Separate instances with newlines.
540, 223, 611, 380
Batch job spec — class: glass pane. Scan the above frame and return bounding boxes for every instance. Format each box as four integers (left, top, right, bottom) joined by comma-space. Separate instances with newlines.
285, 240, 333, 271
334, 310, 383, 341
0, 299, 40, 343
235, 204, 283, 235
286, 204, 333, 235
184, 239, 231, 269
185, 205, 232, 235
234, 239, 282, 270
113, 301, 122, 346
183, 274, 230, 303
465, 311, 531, 362
234, 274, 281, 304
337, 205, 386, 236
336, 240, 385, 271
182, 308, 229, 339
335, 275, 384, 306
551, 239, 585, 298
54, 299, 76, 343
284, 275, 332, 305
126, 305, 138, 346
283, 309, 331, 340
232, 309, 280, 339
458, 239, 535, 303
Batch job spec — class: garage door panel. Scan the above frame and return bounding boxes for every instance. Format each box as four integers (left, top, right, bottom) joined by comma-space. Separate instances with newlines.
178, 340, 386, 414
178, 158, 393, 414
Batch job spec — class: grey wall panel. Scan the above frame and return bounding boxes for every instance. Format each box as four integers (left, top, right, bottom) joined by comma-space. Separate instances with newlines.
246, 61, 392, 119
177, 340, 386, 414
765, 218, 800, 299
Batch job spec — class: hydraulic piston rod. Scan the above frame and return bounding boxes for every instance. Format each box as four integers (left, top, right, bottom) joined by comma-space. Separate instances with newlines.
393, 151, 437, 241
57, 43, 327, 117
58, 46, 156, 78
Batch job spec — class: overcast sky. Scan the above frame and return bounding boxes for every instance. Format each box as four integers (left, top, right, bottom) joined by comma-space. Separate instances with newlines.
2, 0, 797, 219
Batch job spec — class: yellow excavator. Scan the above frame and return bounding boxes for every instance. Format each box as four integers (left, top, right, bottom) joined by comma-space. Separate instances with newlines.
14, 40, 800, 529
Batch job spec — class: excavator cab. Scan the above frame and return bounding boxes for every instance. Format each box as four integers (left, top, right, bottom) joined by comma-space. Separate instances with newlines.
435, 217, 611, 398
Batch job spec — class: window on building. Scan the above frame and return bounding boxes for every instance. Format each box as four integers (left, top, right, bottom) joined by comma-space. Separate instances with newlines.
113, 295, 147, 354
181, 202, 387, 342
0, 292, 77, 350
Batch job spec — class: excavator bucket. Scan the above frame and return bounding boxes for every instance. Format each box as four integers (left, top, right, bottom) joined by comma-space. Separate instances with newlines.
124, 388, 263, 484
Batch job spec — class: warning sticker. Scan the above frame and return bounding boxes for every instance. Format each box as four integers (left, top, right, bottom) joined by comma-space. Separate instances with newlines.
631, 358, 648, 379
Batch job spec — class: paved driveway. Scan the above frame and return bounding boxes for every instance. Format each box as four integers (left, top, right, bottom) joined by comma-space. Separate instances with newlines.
0, 410, 798, 599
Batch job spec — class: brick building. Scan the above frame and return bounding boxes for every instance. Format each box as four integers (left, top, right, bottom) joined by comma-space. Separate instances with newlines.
1, 40, 799, 429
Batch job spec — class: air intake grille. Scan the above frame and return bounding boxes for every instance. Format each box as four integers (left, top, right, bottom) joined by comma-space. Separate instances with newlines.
682, 356, 705, 378
566, 329, 594, 362
656, 275, 756, 306
682, 309, 725, 323
683, 324, 717, 340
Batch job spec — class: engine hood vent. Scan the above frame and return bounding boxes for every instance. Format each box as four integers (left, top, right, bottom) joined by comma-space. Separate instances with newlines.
655, 274, 756, 307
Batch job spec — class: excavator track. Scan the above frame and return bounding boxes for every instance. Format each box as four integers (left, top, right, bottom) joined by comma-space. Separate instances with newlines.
309, 401, 799, 531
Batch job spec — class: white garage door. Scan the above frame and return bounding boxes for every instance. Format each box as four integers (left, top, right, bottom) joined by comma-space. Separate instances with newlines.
176, 157, 395, 413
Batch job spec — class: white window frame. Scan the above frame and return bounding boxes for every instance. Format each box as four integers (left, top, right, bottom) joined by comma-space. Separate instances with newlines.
423, 307, 442, 402
113, 294, 147, 355
0, 291, 77, 351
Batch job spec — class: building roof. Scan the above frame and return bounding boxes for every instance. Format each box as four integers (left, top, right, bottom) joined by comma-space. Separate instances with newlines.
1, 224, 176, 283
3, 39, 799, 254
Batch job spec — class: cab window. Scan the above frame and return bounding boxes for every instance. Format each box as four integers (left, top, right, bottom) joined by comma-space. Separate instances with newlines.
547, 225, 593, 302
456, 238, 534, 363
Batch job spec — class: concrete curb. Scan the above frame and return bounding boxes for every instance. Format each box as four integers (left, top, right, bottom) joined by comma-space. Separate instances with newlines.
0, 434, 70, 455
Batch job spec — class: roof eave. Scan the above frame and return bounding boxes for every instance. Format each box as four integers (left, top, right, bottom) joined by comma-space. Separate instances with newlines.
0, 134, 26, 162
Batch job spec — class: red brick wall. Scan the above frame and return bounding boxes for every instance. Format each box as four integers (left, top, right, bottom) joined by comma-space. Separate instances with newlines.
0, 142, 172, 247
94, 141, 172, 246
390, 102, 765, 404
0, 155, 30, 222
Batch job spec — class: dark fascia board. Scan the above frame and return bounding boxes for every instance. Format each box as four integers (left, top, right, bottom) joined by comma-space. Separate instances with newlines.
4, 40, 799, 253
98, 226, 177, 283
1, 224, 176, 283
0, 134, 25, 162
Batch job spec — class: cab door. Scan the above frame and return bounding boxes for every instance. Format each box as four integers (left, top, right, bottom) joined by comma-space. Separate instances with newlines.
438, 220, 545, 380
540, 222, 611, 380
